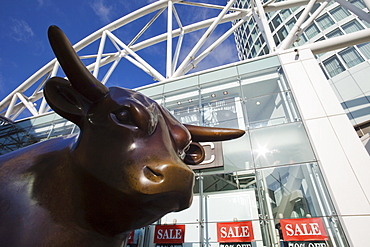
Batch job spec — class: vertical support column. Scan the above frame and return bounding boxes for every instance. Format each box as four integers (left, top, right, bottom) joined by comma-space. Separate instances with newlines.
278, 48, 370, 246
198, 173, 204, 247
166, 0, 173, 78
279, 0, 317, 50
253, 0, 276, 52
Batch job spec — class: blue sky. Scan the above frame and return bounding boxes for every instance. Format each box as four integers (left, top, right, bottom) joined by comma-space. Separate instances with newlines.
0, 0, 239, 103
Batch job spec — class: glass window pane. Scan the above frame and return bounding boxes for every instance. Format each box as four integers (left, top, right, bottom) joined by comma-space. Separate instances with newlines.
246, 91, 299, 128
281, 9, 291, 19
339, 47, 364, 68
273, 34, 280, 46
286, 19, 295, 31
257, 163, 336, 218
310, 3, 320, 14
277, 26, 288, 41
326, 28, 343, 38
257, 164, 350, 246
357, 42, 370, 59
200, 79, 244, 129
342, 19, 364, 33
305, 23, 320, 39
241, 72, 282, 99
316, 14, 335, 30
251, 27, 257, 39
269, 22, 274, 32
222, 134, 254, 172
330, 6, 350, 21
296, 33, 307, 46
272, 15, 283, 28
295, 9, 304, 19
250, 122, 316, 168
164, 88, 200, 125
251, 46, 257, 57
350, 0, 366, 9
254, 37, 261, 52
323, 55, 345, 77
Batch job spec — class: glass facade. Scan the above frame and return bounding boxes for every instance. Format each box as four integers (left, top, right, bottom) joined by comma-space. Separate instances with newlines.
0, 55, 350, 246
136, 56, 349, 247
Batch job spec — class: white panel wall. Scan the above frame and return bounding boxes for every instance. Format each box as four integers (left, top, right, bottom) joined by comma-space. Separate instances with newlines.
278, 48, 370, 246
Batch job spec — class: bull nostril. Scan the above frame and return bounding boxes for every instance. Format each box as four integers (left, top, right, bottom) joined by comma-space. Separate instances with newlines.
143, 166, 163, 183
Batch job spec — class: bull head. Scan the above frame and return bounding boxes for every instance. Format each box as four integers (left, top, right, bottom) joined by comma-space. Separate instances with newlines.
44, 26, 244, 235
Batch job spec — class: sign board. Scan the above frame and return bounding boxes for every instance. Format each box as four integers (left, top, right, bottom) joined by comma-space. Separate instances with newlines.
217, 221, 254, 243
189, 142, 223, 170
154, 225, 185, 244
280, 218, 328, 242
127, 231, 135, 244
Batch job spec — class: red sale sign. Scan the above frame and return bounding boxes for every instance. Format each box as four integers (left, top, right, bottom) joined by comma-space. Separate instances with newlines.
127, 231, 135, 244
217, 221, 254, 243
154, 225, 185, 244
280, 218, 328, 242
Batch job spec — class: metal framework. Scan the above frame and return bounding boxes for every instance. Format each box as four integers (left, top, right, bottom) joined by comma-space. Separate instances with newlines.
1, 0, 370, 121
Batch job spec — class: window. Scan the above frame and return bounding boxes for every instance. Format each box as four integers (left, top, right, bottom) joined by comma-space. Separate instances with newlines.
251, 47, 257, 57
316, 14, 335, 30
296, 34, 307, 46
281, 9, 292, 19
339, 47, 364, 68
295, 9, 304, 20
357, 42, 370, 59
310, 3, 320, 14
254, 37, 262, 52
323, 56, 345, 77
286, 19, 295, 31
342, 19, 364, 33
277, 26, 288, 41
273, 34, 280, 46
305, 24, 320, 39
250, 123, 315, 167
269, 22, 274, 32
200, 78, 243, 129
316, 36, 326, 42
248, 19, 255, 31
272, 15, 283, 28
350, 0, 366, 9
326, 28, 343, 38
330, 6, 350, 21
251, 27, 258, 39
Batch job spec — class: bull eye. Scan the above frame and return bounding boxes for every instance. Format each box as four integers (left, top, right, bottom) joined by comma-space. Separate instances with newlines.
116, 111, 129, 122
111, 110, 132, 125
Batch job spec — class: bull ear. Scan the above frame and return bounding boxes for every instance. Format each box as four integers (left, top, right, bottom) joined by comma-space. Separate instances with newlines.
184, 124, 245, 142
44, 77, 90, 125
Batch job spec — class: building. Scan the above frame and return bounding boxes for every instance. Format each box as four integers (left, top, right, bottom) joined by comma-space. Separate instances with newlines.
1, 1, 370, 246
1, 50, 370, 246
232, 0, 370, 152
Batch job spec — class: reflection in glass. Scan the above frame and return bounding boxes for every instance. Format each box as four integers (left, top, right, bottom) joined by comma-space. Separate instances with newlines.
257, 163, 349, 246
201, 79, 244, 129
250, 122, 316, 168
165, 88, 200, 126
222, 134, 254, 173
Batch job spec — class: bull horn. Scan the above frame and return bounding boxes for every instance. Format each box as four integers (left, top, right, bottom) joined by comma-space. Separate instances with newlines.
184, 124, 245, 142
48, 25, 109, 102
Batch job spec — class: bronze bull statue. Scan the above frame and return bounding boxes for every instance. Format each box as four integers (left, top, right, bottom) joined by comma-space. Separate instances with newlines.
0, 26, 244, 246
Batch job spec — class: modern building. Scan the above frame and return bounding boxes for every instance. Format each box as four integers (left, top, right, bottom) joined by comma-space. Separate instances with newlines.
232, 0, 370, 152
1, 1, 369, 247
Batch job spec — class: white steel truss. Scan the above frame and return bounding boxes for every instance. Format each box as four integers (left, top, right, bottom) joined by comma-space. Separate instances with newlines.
1, 0, 370, 120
